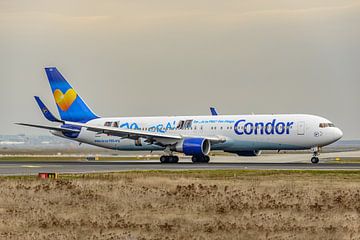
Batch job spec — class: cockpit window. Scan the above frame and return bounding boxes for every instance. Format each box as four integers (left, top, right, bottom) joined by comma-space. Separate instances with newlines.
319, 123, 335, 128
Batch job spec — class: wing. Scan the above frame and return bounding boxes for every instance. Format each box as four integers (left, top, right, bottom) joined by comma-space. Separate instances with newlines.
16, 121, 226, 147
66, 122, 225, 146
16, 123, 80, 134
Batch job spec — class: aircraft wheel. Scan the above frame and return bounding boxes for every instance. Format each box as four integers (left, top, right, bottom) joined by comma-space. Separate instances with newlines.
160, 155, 179, 163
192, 155, 210, 163
160, 156, 167, 163
170, 156, 179, 163
311, 157, 319, 164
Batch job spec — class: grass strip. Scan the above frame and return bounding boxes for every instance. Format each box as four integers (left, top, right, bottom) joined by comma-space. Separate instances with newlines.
2, 169, 360, 181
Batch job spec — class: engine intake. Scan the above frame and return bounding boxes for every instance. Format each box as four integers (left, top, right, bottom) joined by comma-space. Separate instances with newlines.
175, 138, 211, 156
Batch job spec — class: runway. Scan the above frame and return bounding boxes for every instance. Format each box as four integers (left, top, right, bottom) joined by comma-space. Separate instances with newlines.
0, 160, 359, 175
0, 151, 359, 175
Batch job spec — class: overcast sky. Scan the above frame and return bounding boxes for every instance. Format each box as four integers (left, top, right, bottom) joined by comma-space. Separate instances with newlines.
0, 0, 359, 139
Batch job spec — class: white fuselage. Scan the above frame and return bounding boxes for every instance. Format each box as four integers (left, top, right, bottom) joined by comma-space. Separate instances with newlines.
53, 114, 343, 153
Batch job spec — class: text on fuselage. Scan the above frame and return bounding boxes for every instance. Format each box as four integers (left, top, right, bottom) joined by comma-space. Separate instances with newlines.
234, 119, 294, 135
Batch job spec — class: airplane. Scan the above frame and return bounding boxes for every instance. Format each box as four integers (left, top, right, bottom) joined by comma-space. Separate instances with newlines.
17, 67, 343, 164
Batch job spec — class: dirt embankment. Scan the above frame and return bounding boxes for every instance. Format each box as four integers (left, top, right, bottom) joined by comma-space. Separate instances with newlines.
0, 172, 359, 240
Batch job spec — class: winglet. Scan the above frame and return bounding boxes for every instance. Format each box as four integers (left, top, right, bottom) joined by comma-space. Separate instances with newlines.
34, 96, 64, 123
210, 107, 218, 116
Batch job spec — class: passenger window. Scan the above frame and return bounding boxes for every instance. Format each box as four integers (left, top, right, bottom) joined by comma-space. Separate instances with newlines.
104, 122, 112, 127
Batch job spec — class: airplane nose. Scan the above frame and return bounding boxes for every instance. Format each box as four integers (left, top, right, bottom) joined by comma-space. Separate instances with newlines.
334, 128, 343, 141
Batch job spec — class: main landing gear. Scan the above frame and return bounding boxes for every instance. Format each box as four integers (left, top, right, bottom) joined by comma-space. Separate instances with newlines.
311, 147, 320, 164
192, 155, 210, 163
159, 155, 211, 163
160, 155, 179, 163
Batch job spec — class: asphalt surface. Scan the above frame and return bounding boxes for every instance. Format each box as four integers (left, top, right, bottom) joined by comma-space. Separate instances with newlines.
0, 160, 359, 175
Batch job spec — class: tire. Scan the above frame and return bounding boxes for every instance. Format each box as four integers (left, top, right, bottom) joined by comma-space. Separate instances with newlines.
311, 157, 319, 164
160, 156, 179, 163
160, 156, 167, 163
192, 155, 209, 163
170, 156, 179, 163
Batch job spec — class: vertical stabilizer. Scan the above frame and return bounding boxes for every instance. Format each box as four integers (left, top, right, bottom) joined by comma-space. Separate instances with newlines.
45, 67, 98, 122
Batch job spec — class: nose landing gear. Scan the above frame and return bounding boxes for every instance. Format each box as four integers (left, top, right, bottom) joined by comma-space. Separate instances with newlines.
311, 147, 320, 164
311, 156, 319, 164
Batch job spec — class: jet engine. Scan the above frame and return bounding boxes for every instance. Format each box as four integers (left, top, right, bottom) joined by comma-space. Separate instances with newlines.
174, 138, 211, 156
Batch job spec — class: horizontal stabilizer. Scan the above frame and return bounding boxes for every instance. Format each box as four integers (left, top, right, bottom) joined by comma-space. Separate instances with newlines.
34, 96, 63, 123
210, 107, 218, 116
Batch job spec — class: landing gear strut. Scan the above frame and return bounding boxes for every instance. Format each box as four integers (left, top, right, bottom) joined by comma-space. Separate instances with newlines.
311, 147, 320, 164
192, 155, 210, 163
160, 155, 179, 163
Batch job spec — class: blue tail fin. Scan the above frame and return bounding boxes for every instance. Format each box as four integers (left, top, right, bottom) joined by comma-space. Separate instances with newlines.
45, 67, 99, 122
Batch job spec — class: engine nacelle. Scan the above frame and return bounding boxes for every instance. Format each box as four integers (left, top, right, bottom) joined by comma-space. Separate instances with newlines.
234, 150, 262, 157
174, 138, 211, 156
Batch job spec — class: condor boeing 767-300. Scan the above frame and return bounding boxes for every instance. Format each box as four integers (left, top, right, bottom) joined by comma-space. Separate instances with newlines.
17, 67, 343, 164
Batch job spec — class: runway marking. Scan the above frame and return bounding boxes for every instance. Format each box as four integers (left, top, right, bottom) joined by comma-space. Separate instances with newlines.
21, 165, 42, 168
0, 165, 21, 168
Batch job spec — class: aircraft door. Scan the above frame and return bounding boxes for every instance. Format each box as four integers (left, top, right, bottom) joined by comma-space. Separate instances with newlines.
297, 121, 305, 135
